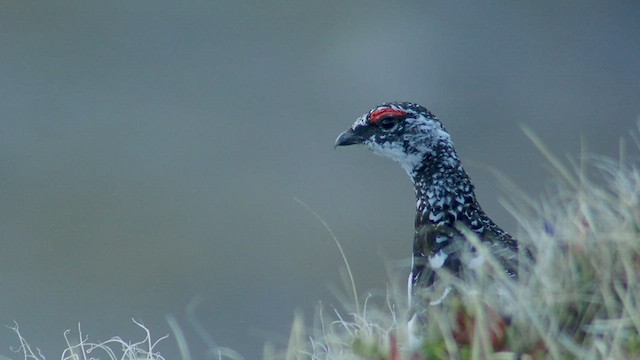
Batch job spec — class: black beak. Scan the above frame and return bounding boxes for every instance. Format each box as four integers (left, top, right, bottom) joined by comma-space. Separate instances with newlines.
335, 129, 365, 148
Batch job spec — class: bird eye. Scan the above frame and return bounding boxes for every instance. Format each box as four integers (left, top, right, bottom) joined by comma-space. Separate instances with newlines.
379, 117, 399, 130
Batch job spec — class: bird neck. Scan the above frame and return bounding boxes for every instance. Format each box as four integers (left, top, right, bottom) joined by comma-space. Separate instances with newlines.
409, 140, 476, 227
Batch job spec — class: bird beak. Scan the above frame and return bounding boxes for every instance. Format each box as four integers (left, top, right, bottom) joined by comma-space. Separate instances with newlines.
335, 128, 365, 148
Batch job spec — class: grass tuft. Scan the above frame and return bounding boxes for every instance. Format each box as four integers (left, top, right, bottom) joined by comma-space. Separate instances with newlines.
7, 319, 168, 360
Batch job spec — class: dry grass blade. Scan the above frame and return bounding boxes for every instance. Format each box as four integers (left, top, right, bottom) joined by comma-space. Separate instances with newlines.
293, 197, 360, 316
521, 125, 579, 189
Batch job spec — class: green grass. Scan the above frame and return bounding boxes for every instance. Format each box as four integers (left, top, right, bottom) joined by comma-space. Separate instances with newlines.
5, 126, 640, 359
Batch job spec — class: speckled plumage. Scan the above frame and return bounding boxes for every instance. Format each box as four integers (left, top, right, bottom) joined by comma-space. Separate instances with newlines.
335, 101, 519, 300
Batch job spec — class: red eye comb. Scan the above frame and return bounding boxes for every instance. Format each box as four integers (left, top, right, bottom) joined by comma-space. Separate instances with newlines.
369, 108, 407, 125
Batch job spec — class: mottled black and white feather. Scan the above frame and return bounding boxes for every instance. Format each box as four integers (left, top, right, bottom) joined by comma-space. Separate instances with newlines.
335, 102, 519, 302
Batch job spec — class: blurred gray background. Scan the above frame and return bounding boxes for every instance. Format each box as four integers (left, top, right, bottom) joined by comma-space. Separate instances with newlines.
1, 1, 638, 358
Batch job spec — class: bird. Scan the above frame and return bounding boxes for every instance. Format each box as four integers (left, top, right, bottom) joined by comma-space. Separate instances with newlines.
335, 102, 520, 307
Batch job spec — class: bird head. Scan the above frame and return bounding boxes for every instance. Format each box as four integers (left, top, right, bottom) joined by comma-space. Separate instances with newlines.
335, 102, 452, 176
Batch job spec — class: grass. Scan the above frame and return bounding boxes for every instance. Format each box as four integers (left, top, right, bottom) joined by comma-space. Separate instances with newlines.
273, 125, 640, 359
6, 319, 168, 360
4, 125, 640, 359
